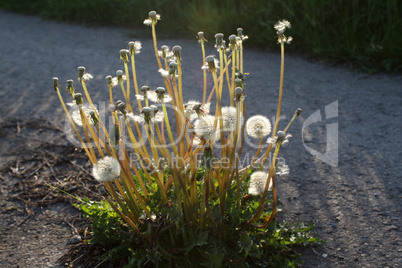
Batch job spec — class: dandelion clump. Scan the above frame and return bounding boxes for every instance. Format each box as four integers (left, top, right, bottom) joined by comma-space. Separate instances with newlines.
54, 13, 323, 267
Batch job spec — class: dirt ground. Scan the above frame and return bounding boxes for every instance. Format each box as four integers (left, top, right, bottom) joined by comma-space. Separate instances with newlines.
0, 10, 401, 267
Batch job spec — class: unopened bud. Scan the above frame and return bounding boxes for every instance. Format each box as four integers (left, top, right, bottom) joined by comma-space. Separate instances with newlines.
119, 49, 129, 63
215, 33, 224, 47
74, 93, 83, 106
105, 75, 112, 86
172, 45, 182, 58
77, 66, 85, 79
141, 85, 150, 93
295, 108, 302, 117
277, 131, 286, 141
149, 11, 157, 19
52, 77, 59, 91
66, 79, 75, 94
89, 110, 99, 125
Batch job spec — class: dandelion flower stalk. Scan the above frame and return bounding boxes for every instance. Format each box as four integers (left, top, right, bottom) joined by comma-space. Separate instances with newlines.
129, 41, 142, 109
198, 32, 208, 104
53, 78, 95, 164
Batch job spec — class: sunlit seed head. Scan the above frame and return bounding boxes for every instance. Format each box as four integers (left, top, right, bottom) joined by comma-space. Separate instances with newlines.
248, 171, 272, 196
246, 115, 272, 139
92, 156, 121, 182
221, 106, 242, 132
184, 100, 210, 120
71, 105, 98, 126
194, 115, 220, 142
117, 102, 126, 115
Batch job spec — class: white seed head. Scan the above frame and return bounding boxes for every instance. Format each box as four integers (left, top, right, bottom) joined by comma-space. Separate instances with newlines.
194, 115, 220, 142
246, 115, 272, 139
221, 106, 242, 132
248, 171, 272, 196
70, 105, 98, 126
92, 156, 121, 182
184, 100, 210, 120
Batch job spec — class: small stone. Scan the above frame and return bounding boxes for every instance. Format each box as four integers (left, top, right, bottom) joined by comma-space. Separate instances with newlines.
71, 234, 82, 244
322, 254, 328, 258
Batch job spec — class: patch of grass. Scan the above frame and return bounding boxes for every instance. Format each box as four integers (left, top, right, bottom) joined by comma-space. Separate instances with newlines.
1, 0, 401, 72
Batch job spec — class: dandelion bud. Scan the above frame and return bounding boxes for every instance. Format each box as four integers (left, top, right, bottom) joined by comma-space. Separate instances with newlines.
172, 45, 182, 59
168, 62, 177, 76
65, 79, 74, 94
129, 41, 142, 55
248, 171, 272, 195
149, 11, 157, 19
237, 28, 243, 37
215, 33, 224, 48
235, 78, 243, 88
89, 110, 99, 125
52, 77, 59, 91
141, 85, 150, 94
119, 49, 129, 63
296, 108, 302, 117
105, 75, 113, 86
115, 100, 123, 106
277, 131, 286, 141
198, 31, 207, 43
234, 87, 243, 101
229, 34, 237, 50
150, 105, 159, 114
74, 93, 83, 106
117, 102, 126, 115
141, 107, 152, 124
116, 70, 125, 83
77, 66, 86, 80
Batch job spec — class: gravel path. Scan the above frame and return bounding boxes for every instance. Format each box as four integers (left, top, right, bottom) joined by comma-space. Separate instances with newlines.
0, 10, 401, 267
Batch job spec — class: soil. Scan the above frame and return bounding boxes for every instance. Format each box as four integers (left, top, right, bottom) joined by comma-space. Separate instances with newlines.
0, 10, 401, 267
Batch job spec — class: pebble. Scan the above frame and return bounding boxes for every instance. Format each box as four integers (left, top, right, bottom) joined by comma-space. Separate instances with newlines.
71, 234, 82, 244
322, 254, 328, 258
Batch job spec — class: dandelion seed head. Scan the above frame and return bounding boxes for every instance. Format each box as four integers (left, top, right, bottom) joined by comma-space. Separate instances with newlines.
246, 115, 271, 139
70, 105, 98, 126
194, 115, 220, 142
92, 156, 121, 182
184, 100, 210, 120
248, 171, 272, 196
221, 106, 242, 132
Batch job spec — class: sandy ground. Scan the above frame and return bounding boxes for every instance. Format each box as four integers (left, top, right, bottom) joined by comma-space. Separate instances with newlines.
0, 9, 401, 267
